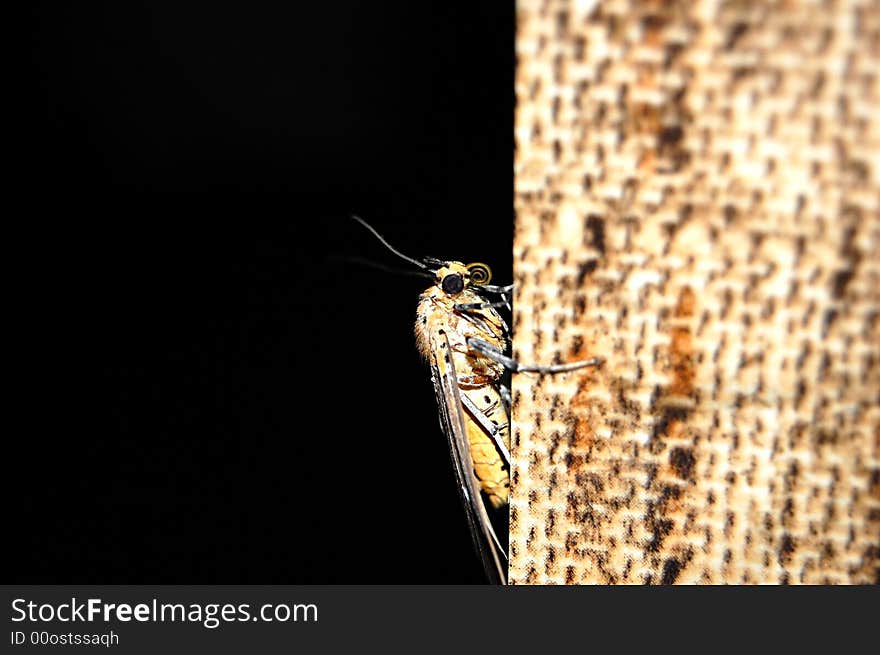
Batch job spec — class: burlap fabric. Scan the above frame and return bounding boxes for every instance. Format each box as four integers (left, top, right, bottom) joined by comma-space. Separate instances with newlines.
511, 0, 879, 584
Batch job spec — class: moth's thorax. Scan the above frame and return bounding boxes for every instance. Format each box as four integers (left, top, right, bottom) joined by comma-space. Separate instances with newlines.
414, 284, 507, 367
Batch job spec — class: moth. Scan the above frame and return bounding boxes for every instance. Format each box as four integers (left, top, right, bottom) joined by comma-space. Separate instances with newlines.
352, 216, 600, 584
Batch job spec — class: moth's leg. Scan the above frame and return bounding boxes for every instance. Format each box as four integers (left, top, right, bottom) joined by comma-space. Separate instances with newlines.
467, 337, 602, 374
474, 284, 514, 312
498, 383, 511, 412
454, 300, 508, 311
459, 394, 511, 467
477, 283, 514, 295
494, 314, 512, 343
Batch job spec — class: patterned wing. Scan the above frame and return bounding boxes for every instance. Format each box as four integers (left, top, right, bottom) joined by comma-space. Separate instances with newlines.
430, 330, 507, 584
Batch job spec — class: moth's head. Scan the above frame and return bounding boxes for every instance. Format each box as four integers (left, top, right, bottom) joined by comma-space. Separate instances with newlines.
429, 260, 492, 296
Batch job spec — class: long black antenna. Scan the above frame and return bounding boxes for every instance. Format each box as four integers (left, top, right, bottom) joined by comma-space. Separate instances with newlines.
329, 254, 434, 279
351, 215, 432, 271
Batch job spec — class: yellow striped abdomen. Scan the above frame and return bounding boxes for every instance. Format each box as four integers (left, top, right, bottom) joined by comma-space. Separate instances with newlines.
462, 385, 510, 508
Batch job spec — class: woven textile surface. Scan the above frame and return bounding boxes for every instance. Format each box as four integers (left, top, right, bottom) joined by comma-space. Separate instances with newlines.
511, 0, 879, 583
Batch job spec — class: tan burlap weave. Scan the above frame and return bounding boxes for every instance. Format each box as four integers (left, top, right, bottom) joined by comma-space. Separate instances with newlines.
511, 0, 879, 583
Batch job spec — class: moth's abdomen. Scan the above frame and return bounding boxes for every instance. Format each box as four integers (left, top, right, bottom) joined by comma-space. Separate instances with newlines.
462, 385, 510, 508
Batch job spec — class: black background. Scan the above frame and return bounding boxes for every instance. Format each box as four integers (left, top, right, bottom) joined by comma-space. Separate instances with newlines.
18, 1, 513, 583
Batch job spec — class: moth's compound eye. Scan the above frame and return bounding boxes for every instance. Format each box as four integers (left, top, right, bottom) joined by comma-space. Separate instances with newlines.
442, 273, 465, 295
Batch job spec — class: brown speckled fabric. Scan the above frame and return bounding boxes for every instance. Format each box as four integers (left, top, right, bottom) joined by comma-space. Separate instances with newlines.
511, 0, 879, 584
